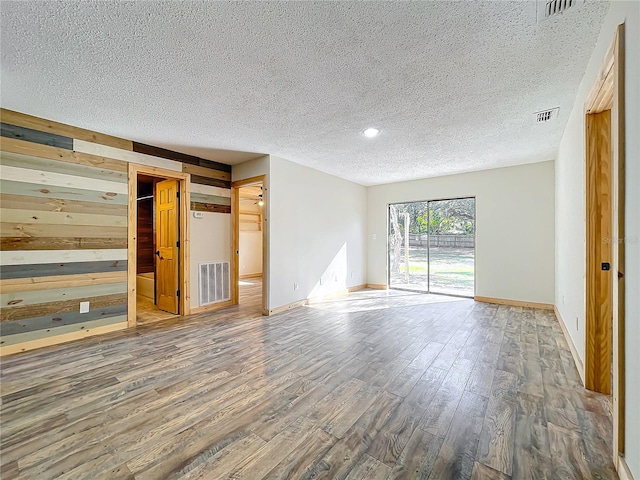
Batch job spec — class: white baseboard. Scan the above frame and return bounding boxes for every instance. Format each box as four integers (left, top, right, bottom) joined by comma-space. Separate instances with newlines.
553, 305, 585, 386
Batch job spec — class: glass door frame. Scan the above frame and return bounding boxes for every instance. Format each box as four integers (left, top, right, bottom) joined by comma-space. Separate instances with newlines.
386, 196, 476, 298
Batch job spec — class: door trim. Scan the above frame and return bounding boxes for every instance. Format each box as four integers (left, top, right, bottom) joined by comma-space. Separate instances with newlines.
127, 163, 191, 327
231, 175, 268, 315
584, 23, 625, 459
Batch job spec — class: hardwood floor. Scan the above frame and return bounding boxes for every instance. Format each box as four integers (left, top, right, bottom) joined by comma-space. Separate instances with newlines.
0, 289, 617, 479
238, 277, 263, 317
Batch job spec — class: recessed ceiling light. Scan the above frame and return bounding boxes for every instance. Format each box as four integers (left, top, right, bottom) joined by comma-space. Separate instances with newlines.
363, 128, 379, 138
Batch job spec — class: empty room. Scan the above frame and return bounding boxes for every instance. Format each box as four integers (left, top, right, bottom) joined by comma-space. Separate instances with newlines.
0, 1, 638, 479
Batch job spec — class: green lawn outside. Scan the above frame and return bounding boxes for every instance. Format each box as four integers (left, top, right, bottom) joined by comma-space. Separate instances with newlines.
390, 246, 474, 295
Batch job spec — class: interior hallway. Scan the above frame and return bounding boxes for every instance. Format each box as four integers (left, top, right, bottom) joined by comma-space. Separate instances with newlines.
0, 289, 616, 479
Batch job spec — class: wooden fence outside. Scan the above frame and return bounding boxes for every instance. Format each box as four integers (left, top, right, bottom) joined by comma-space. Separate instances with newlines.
408, 234, 475, 248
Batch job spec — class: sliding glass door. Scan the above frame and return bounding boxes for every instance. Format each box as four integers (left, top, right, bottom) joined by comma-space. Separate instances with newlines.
388, 197, 475, 297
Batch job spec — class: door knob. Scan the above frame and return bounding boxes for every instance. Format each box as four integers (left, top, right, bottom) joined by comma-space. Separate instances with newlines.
155, 250, 160, 256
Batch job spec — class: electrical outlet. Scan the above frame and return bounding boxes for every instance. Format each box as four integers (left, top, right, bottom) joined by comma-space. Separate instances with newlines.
80, 301, 90, 314
293, 282, 299, 291
372, 233, 377, 240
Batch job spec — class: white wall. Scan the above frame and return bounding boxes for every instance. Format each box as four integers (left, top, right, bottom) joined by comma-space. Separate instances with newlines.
268, 156, 367, 309
189, 212, 230, 308
239, 231, 262, 276
367, 161, 555, 304
555, 1, 639, 475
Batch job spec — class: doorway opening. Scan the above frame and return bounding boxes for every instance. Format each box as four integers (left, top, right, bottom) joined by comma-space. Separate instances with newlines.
388, 197, 475, 297
231, 175, 267, 317
127, 164, 190, 326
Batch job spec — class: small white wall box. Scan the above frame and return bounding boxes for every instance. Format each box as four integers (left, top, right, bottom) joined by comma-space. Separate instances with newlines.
80, 301, 90, 313
193, 212, 204, 218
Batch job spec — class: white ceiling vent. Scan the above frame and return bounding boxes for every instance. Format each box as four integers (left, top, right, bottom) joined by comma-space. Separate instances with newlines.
537, 0, 584, 23
535, 107, 560, 123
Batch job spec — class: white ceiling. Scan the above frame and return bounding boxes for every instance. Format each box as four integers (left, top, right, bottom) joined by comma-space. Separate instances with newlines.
1, 1, 609, 186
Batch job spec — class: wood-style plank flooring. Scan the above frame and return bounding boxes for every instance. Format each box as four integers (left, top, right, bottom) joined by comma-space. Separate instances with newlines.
0, 289, 617, 479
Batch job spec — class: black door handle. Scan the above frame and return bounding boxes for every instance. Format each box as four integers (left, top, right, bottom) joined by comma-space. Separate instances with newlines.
155, 250, 160, 257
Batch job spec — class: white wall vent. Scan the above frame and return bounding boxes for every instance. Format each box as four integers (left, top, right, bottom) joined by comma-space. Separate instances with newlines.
199, 262, 230, 305
537, 0, 584, 23
534, 107, 560, 123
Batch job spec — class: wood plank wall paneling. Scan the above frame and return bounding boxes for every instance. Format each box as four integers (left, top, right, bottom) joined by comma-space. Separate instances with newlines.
132, 142, 231, 172
0, 260, 128, 280
1, 314, 127, 347
190, 193, 231, 206
1, 123, 73, 150
0, 108, 132, 151
0, 109, 232, 354
0, 137, 128, 172
190, 202, 232, 214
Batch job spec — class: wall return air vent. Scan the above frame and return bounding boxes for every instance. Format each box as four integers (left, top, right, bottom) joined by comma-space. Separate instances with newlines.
537, 0, 584, 23
535, 107, 560, 123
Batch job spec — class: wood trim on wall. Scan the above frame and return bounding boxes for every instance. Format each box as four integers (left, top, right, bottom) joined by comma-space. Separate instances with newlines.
612, 22, 626, 458
584, 23, 626, 460
554, 306, 585, 385
474, 296, 554, 310
127, 163, 191, 327
366, 284, 388, 290
190, 300, 234, 315
231, 175, 267, 314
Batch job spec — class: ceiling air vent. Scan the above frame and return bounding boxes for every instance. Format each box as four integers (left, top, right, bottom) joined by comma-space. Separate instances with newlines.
535, 107, 560, 123
537, 0, 584, 23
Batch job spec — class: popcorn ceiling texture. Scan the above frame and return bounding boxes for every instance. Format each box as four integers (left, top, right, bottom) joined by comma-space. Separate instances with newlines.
0, 1, 609, 186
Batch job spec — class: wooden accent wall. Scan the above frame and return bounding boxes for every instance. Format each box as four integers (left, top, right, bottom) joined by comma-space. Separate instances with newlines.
0, 108, 233, 355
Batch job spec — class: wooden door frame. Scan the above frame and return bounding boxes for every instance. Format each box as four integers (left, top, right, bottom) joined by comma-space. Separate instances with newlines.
231, 175, 268, 315
584, 23, 625, 459
127, 163, 191, 327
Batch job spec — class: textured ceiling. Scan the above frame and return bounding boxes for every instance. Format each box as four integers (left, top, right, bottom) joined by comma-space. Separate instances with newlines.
1, 1, 609, 185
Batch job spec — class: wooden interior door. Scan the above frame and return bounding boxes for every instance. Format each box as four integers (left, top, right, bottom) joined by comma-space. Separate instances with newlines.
585, 110, 612, 394
155, 179, 179, 314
